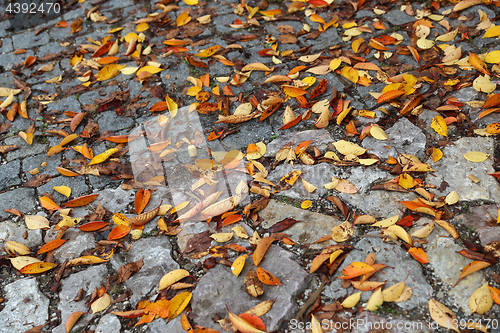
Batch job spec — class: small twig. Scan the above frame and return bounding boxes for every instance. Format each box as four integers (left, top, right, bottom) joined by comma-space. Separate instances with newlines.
294, 282, 325, 320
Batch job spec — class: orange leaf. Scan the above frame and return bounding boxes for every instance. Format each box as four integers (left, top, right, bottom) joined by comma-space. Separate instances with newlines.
239, 313, 267, 332
108, 224, 131, 240
40, 196, 61, 211
408, 46, 420, 62
221, 214, 242, 227
489, 286, 500, 305
63, 194, 99, 207
377, 90, 405, 104
24, 56, 37, 68
78, 221, 110, 231
20, 262, 57, 274
353, 62, 381, 71
482, 93, 500, 109
455, 261, 491, 286
65, 311, 84, 333
134, 188, 151, 214
150, 101, 169, 112
102, 135, 140, 143
469, 52, 490, 75
129, 205, 160, 226
57, 167, 79, 177
408, 247, 429, 264
256, 266, 281, 286
92, 41, 114, 58
278, 114, 301, 130
253, 237, 275, 266
96, 56, 120, 64
56, 21, 69, 28
37, 239, 67, 254
70, 18, 83, 34
282, 85, 307, 98
339, 262, 375, 279
295, 140, 312, 155
70, 112, 86, 132
111, 310, 145, 318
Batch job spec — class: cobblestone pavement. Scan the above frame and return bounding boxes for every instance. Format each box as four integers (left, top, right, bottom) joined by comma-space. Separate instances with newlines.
0, 0, 500, 332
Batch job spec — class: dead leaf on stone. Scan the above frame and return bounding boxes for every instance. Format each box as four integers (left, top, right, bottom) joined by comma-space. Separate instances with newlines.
244, 269, 264, 297
118, 257, 144, 283
23, 174, 53, 187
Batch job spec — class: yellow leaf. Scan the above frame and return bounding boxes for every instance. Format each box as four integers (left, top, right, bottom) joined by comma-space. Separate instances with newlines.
329, 58, 342, 71
432, 147, 443, 162
473, 75, 497, 93
165, 94, 178, 118
231, 254, 248, 277
333, 140, 367, 156
120, 66, 139, 75
436, 28, 458, 42
158, 269, 190, 291
341, 292, 361, 308
241, 62, 272, 72
387, 225, 412, 245
372, 215, 399, 228
351, 37, 364, 53
469, 283, 493, 314
89, 147, 120, 165
5, 240, 31, 255
370, 125, 388, 140
108, 27, 124, 33
463, 151, 489, 162
398, 173, 414, 189
136, 22, 149, 32
431, 115, 448, 136
137, 65, 164, 75
91, 293, 110, 314
96, 64, 126, 81
210, 232, 234, 243
18, 131, 33, 145
194, 45, 222, 58
429, 299, 459, 332
0, 93, 14, 108
177, 12, 191, 27
298, 52, 322, 63
445, 191, 459, 205
25, 215, 50, 230
53, 185, 71, 197
340, 66, 359, 84
311, 315, 324, 333
168, 291, 192, 320
184, 0, 198, 5
484, 50, 500, 64
366, 287, 384, 311
9, 256, 41, 270
382, 281, 405, 302
483, 25, 500, 38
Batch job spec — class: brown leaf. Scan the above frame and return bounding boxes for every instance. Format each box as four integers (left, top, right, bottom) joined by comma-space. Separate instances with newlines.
129, 205, 160, 226
0, 144, 21, 154
70, 18, 83, 34
244, 269, 264, 297
23, 174, 53, 187
118, 257, 144, 283
309, 79, 327, 100
184, 230, 213, 254
265, 218, 300, 233
70, 112, 86, 132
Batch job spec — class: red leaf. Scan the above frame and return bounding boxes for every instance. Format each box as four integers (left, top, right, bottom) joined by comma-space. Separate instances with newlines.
78, 221, 110, 232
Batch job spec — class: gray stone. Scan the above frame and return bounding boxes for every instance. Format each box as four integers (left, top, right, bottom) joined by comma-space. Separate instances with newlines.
22, 153, 61, 178
0, 278, 49, 333
12, 31, 51, 49
45, 228, 96, 261
385, 9, 415, 25
0, 37, 13, 54
425, 227, 486, 315
148, 315, 185, 333
110, 237, 179, 306
324, 234, 432, 310
361, 118, 427, 160
0, 188, 37, 219
37, 176, 90, 203
427, 137, 500, 201
191, 245, 311, 331
46, 96, 82, 112
264, 129, 333, 157
95, 314, 121, 333
454, 205, 500, 246
5, 136, 47, 162
97, 111, 135, 132
260, 199, 341, 249
0, 52, 30, 71
0, 220, 42, 253
52, 265, 109, 333
97, 186, 136, 213
337, 167, 417, 218
0, 159, 21, 191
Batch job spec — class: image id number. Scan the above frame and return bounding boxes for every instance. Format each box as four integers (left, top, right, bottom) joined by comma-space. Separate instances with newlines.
6, 2, 60, 14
